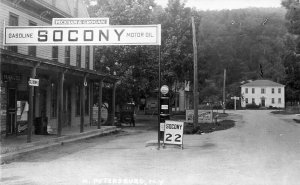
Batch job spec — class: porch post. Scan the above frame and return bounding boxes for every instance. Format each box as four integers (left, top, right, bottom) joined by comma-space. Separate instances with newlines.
57, 71, 65, 137
27, 63, 38, 143
89, 82, 93, 126
111, 82, 117, 126
97, 80, 103, 129
80, 74, 87, 133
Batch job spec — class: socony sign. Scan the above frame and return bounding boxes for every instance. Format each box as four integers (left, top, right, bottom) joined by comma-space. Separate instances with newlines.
4, 25, 161, 46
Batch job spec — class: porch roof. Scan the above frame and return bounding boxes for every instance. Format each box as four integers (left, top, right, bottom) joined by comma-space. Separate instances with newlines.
0, 49, 119, 84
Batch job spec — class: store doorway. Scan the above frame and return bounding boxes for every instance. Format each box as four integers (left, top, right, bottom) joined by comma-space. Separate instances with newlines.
7, 88, 16, 135
63, 87, 71, 127
39, 89, 47, 118
261, 97, 266, 107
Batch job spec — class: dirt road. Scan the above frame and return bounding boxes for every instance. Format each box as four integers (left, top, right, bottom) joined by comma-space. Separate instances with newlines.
1, 110, 300, 185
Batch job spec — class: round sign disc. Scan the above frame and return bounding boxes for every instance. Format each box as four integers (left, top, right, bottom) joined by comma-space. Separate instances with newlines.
160, 85, 169, 95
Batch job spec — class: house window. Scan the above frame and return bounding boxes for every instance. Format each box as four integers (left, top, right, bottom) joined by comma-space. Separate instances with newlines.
278, 98, 282, 104
85, 86, 89, 115
28, 21, 37, 56
272, 88, 274, 94
65, 46, 70, 65
76, 46, 81, 67
252, 88, 255, 94
8, 13, 18, 52
272, 98, 275, 104
85, 46, 90, 69
245, 98, 248, 104
252, 98, 255, 104
52, 46, 58, 62
261, 88, 265, 94
51, 83, 57, 118
75, 85, 81, 116
245, 88, 248, 94
278, 88, 281, 94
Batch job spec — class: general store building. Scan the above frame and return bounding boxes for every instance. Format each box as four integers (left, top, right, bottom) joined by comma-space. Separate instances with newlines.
0, 0, 118, 141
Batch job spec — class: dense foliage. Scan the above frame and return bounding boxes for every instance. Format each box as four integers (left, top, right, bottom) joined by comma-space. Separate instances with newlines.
84, 0, 299, 107
282, 0, 300, 104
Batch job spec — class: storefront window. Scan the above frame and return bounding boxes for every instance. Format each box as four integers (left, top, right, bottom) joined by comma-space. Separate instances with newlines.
52, 46, 58, 62
28, 21, 37, 56
76, 46, 81, 67
65, 46, 70, 65
85, 46, 90, 69
8, 12, 18, 52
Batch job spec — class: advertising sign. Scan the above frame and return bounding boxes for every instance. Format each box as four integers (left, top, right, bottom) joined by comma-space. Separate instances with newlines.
160, 123, 165, 131
164, 120, 184, 145
28, 78, 39, 86
52, 18, 109, 27
4, 25, 161, 46
186, 110, 213, 123
160, 85, 169, 95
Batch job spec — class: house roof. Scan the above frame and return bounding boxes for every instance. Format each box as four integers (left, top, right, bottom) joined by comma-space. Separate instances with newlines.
241, 80, 285, 87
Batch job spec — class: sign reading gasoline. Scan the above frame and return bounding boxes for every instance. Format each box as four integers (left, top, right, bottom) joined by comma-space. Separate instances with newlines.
164, 120, 184, 145
4, 25, 161, 46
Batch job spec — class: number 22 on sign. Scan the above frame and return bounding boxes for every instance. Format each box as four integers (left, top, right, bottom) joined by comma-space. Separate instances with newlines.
163, 120, 184, 147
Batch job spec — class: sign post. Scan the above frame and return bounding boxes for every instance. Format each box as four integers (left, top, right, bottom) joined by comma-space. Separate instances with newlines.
231, 96, 240, 110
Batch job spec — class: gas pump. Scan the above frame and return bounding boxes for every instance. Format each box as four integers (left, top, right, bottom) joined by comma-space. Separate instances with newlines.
159, 85, 170, 141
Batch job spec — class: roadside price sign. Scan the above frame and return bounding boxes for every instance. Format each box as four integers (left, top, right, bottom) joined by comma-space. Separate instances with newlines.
164, 120, 184, 145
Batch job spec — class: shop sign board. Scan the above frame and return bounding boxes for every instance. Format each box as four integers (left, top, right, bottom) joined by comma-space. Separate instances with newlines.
52, 18, 109, 27
2, 73, 21, 81
4, 25, 161, 46
164, 120, 184, 145
28, 78, 39, 86
186, 110, 213, 123
160, 122, 165, 131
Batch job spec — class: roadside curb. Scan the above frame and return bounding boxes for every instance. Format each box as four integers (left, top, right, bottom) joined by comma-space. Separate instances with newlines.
0, 127, 121, 164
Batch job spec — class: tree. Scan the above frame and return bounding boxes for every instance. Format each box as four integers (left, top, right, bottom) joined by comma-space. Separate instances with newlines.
85, 0, 289, 107
282, 0, 300, 104
84, 0, 162, 108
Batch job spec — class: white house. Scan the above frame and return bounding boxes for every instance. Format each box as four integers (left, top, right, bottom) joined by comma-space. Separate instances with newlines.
241, 80, 285, 108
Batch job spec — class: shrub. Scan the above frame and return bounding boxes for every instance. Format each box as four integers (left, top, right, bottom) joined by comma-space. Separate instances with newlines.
246, 103, 260, 109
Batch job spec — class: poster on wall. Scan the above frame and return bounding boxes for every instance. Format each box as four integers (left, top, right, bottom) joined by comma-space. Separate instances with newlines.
17, 101, 29, 134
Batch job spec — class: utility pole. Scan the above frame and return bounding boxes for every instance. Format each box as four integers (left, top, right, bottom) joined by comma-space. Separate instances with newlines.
192, 17, 198, 125
157, 45, 161, 150
223, 69, 226, 114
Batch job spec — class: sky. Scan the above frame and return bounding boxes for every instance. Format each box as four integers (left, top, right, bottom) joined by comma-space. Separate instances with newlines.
155, 0, 283, 10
